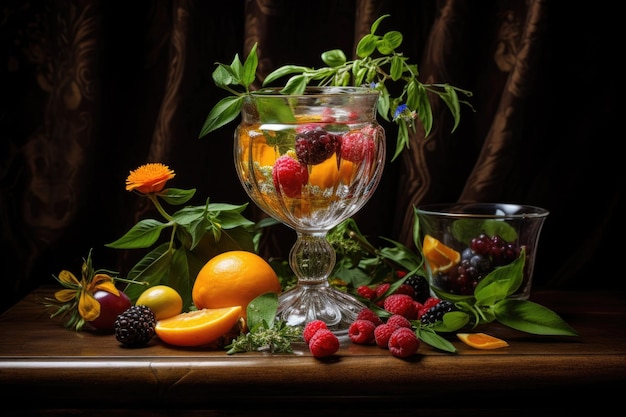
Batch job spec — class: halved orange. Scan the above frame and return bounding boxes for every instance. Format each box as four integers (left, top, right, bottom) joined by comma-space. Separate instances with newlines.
155, 306, 242, 347
457, 332, 509, 349
422, 234, 461, 273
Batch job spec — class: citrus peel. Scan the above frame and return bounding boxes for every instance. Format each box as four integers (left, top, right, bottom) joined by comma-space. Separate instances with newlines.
422, 234, 461, 273
457, 332, 509, 349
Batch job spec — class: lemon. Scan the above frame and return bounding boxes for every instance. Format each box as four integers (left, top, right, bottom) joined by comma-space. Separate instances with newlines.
136, 285, 183, 320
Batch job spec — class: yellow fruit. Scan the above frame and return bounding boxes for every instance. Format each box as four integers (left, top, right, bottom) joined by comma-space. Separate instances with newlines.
155, 306, 242, 347
422, 234, 461, 273
457, 332, 509, 349
135, 285, 183, 320
192, 251, 281, 317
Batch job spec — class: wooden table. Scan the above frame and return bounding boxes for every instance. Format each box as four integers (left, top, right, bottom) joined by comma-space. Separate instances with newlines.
1, 287, 625, 416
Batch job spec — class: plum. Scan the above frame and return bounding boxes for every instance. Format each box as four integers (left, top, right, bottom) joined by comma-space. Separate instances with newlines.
88, 290, 131, 331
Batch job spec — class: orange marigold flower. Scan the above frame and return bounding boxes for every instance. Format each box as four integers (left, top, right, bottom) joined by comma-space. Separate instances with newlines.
126, 163, 175, 194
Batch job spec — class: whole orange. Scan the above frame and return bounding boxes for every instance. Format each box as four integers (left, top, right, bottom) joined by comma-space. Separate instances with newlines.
192, 251, 281, 316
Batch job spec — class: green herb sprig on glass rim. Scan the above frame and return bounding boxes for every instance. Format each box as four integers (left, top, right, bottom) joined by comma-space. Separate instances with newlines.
199, 14, 474, 161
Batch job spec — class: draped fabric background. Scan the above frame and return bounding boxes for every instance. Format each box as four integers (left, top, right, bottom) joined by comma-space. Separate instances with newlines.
1, 0, 622, 312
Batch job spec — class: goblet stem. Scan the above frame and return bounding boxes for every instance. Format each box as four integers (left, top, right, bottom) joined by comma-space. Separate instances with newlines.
277, 231, 365, 337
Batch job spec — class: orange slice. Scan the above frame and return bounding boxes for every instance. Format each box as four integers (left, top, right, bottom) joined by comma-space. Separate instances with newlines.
422, 234, 461, 273
155, 306, 242, 347
457, 332, 509, 349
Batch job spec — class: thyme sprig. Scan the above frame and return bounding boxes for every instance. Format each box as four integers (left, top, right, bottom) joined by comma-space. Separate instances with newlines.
225, 292, 303, 354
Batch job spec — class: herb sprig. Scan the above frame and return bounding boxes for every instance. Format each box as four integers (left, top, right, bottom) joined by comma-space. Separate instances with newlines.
199, 14, 474, 161
225, 292, 302, 354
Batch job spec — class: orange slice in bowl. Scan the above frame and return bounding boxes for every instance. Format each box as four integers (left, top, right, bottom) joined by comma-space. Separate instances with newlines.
422, 234, 461, 273
457, 332, 509, 349
155, 306, 242, 347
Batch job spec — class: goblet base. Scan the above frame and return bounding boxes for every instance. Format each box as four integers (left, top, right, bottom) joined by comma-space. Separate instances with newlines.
277, 282, 365, 338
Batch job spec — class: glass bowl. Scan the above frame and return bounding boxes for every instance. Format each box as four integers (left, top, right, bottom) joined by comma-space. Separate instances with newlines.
416, 203, 549, 300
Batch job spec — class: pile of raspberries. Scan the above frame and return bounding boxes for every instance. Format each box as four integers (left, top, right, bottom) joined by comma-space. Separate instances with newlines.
303, 278, 450, 358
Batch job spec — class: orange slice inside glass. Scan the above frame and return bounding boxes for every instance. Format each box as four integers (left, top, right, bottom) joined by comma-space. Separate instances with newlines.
457, 332, 509, 349
155, 306, 242, 347
422, 234, 461, 273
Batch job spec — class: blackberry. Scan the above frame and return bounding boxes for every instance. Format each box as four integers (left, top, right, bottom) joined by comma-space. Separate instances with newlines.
114, 305, 156, 347
295, 129, 341, 165
404, 275, 430, 303
420, 300, 457, 325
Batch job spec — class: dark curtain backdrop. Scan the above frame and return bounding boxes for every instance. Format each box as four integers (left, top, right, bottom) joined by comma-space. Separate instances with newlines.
1, 0, 622, 313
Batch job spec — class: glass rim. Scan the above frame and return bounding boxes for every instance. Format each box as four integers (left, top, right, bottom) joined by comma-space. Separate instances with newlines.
416, 203, 549, 219
250, 86, 379, 98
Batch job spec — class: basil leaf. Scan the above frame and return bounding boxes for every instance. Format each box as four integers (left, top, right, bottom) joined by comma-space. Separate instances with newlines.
494, 299, 578, 336
247, 292, 279, 331
474, 248, 525, 305
416, 327, 457, 353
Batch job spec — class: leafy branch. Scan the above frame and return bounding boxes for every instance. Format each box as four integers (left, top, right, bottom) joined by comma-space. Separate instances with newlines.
199, 15, 474, 161
105, 187, 261, 310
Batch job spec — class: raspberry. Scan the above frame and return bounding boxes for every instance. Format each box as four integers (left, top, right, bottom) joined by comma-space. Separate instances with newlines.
374, 323, 398, 348
348, 319, 377, 345
356, 285, 376, 301
383, 294, 417, 319
404, 275, 430, 303
356, 308, 383, 326
308, 329, 340, 358
386, 314, 411, 329
417, 296, 441, 319
340, 130, 375, 162
393, 284, 415, 299
420, 300, 457, 325
374, 283, 390, 299
388, 327, 420, 358
295, 129, 340, 165
303, 320, 328, 344
272, 155, 308, 198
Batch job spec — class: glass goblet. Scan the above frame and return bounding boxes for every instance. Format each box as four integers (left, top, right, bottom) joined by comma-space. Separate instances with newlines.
234, 86, 385, 336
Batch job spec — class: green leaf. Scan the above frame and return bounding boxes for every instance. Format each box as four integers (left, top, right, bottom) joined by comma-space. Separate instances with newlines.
105, 219, 170, 249
263, 65, 311, 86
229, 53, 244, 80
415, 327, 457, 353
441, 85, 461, 131
280, 75, 308, 95
430, 311, 470, 332
378, 237, 422, 271
212, 64, 234, 88
321, 49, 346, 67
167, 247, 193, 310
370, 14, 390, 35
124, 243, 173, 301
451, 219, 518, 245
405, 80, 419, 110
390, 55, 403, 81
494, 300, 579, 336
383, 31, 403, 50
416, 85, 433, 137
246, 292, 279, 330
199, 95, 244, 138
254, 95, 298, 124
391, 119, 409, 161
242, 43, 258, 87
174, 209, 209, 251
157, 188, 196, 205
474, 250, 525, 305
356, 34, 378, 58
